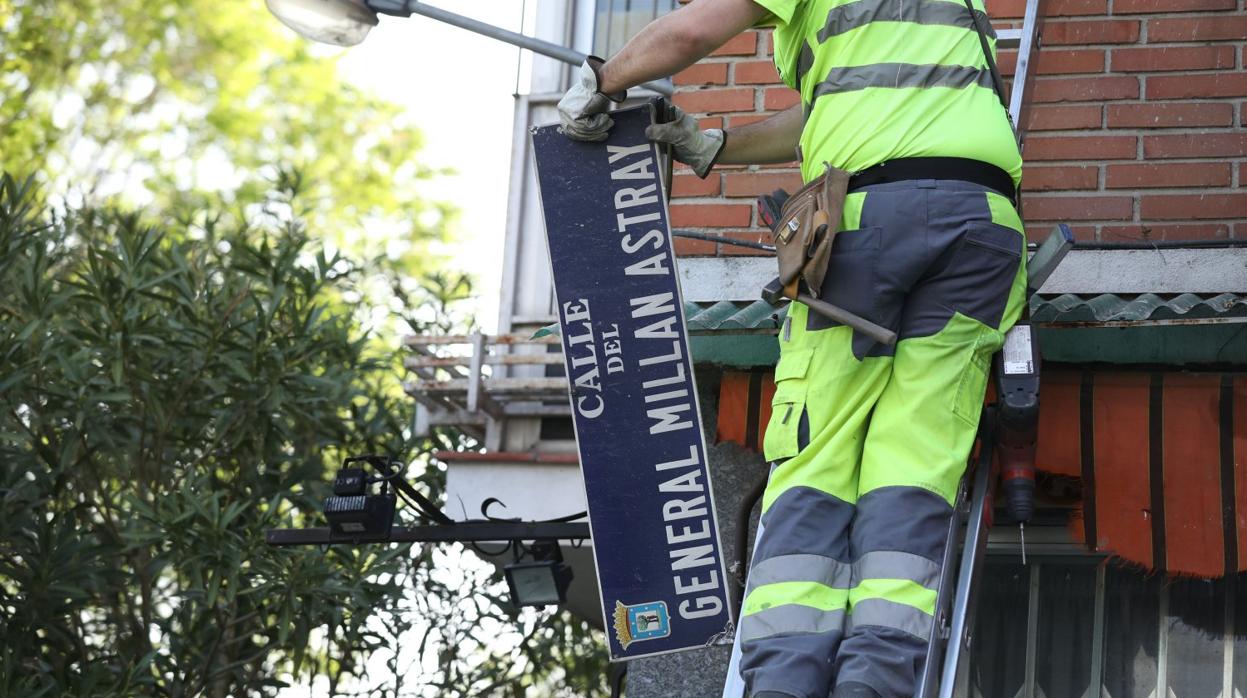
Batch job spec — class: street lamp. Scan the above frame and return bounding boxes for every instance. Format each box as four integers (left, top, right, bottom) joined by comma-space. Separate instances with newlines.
265, 0, 379, 46
264, 0, 674, 96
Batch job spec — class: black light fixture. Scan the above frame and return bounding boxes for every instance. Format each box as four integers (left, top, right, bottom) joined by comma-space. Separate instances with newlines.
323, 463, 397, 542
504, 539, 573, 608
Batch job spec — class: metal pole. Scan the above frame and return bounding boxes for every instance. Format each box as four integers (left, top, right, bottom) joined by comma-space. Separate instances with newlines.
393, 1, 674, 96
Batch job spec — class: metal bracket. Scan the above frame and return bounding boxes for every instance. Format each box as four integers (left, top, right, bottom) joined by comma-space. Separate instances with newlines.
266, 521, 590, 547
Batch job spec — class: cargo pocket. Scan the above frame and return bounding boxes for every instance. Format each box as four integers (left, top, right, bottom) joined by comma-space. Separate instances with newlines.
763, 347, 814, 462
952, 330, 993, 426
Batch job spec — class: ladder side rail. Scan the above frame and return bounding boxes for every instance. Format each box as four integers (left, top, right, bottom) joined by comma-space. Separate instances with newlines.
1009, 0, 1047, 149
916, 475, 972, 698
938, 413, 999, 698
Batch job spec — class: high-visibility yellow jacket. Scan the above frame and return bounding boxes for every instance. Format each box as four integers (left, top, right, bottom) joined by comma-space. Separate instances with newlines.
754, 0, 1022, 187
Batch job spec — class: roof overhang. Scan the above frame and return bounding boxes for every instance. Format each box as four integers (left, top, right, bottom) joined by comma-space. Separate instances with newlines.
676, 246, 1247, 367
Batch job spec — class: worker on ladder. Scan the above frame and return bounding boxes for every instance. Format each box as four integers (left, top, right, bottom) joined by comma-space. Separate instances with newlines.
558, 0, 1023, 696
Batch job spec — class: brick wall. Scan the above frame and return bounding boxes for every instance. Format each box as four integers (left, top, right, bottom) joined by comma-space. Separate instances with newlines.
669, 0, 1247, 256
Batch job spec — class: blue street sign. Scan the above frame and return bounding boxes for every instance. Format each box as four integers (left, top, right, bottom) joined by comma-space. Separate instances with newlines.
531, 105, 732, 660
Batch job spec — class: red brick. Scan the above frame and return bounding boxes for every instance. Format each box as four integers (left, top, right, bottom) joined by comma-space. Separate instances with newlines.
723, 171, 806, 198
669, 203, 753, 228
697, 116, 724, 130
1049, 0, 1109, 16
1040, 49, 1109, 74
1106, 102, 1234, 128
718, 231, 775, 256
1147, 73, 1247, 100
672, 173, 722, 198
674, 63, 728, 87
1105, 163, 1232, 188
763, 87, 801, 110
987, 0, 1026, 18
1114, 0, 1235, 12
992, 21, 1022, 35
1044, 20, 1140, 45
1112, 46, 1235, 72
1147, 16, 1247, 42
683, 160, 746, 172
673, 235, 717, 256
1140, 193, 1247, 220
1100, 224, 1229, 241
1026, 105, 1103, 130
1001, 49, 1106, 76
1032, 75, 1139, 102
735, 60, 782, 85
711, 32, 759, 57
672, 88, 755, 114
1026, 224, 1098, 242
1025, 135, 1138, 160
757, 160, 803, 170
998, 51, 1018, 76
1023, 195, 1136, 221
1021, 165, 1100, 191
1143, 133, 1247, 159
727, 114, 774, 128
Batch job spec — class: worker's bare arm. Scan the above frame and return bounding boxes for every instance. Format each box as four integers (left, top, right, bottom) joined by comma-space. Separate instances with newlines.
596, 0, 771, 95
719, 105, 803, 165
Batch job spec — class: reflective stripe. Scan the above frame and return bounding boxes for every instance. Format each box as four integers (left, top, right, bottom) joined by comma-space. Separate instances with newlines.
812, 63, 994, 98
816, 0, 995, 43
795, 41, 815, 91
740, 604, 847, 642
853, 550, 941, 589
846, 598, 935, 641
851, 578, 939, 615
743, 580, 849, 616
746, 553, 852, 595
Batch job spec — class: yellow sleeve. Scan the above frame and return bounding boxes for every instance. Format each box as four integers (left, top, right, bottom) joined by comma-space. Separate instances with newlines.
750, 0, 803, 25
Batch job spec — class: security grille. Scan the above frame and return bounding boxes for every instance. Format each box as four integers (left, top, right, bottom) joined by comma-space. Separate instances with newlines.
969, 559, 1246, 698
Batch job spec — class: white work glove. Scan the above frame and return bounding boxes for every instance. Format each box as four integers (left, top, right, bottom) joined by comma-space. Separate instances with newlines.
645, 105, 727, 179
558, 56, 627, 142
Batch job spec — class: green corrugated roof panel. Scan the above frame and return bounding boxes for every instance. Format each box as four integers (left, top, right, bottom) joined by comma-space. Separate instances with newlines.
1031, 293, 1247, 324
682, 293, 1247, 331
684, 300, 785, 333
540, 293, 1243, 337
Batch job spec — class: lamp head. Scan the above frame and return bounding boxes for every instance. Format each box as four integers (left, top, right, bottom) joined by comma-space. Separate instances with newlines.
265, 0, 379, 46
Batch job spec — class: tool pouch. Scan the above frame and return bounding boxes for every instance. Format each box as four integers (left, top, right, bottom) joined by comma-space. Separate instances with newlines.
772, 163, 851, 301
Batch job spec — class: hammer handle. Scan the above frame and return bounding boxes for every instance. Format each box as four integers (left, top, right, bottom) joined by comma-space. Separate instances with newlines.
797, 292, 898, 346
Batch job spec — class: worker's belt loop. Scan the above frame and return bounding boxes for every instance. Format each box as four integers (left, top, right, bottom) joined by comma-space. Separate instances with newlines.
847, 157, 1016, 207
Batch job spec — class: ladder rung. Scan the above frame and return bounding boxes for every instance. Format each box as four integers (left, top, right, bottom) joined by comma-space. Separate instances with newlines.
996, 28, 1022, 49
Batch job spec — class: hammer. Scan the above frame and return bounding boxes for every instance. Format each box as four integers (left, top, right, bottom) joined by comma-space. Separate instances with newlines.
762, 277, 898, 346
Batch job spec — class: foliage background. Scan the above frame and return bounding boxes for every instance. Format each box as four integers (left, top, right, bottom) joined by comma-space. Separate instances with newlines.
0, 0, 609, 695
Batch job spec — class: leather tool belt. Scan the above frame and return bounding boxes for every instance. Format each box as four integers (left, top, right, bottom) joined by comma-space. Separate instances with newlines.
769, 157, 1014, 303
772, 163, 851, 302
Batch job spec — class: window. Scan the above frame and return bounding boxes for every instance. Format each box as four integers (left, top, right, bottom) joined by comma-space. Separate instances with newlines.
593, 0, 679, 59
968, 560, 1247, 697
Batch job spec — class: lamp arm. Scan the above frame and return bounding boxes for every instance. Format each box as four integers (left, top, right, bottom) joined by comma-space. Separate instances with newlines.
370, 0, 674, 97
